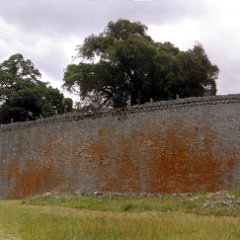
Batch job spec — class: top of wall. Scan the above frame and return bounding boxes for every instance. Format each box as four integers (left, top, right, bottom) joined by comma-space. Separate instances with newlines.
1, 94, 240, 132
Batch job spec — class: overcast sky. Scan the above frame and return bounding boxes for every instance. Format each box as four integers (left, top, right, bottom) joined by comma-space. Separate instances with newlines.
0, 0, 239, 98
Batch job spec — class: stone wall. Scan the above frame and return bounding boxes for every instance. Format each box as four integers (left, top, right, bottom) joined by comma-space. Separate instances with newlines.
0, 95, 240, 199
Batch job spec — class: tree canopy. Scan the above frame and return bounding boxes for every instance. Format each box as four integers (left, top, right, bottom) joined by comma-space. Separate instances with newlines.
63, 19, 219, 109
0, 54, 73, 124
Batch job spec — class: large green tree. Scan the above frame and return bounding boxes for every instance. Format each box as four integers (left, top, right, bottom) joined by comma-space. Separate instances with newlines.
63, 19, 219, 109
0, 54, 73, 124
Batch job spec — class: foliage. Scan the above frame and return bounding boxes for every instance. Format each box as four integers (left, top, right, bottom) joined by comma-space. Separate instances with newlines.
63, 19, 219, 109
0, 53, 41, 82
0, 54, 73, 124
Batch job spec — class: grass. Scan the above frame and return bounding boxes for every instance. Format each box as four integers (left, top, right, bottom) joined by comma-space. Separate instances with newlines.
0, 191, 240, 239
22, 191, 240, 216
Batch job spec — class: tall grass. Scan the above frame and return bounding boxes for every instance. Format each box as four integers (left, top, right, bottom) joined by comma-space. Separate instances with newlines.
1, 201, 240, 239
1, 192, 240, 239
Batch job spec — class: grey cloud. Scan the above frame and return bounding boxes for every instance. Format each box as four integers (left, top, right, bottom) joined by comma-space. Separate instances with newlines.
0, 0, 206, 37
35, 49, 66, 82
0, 0, 207, 86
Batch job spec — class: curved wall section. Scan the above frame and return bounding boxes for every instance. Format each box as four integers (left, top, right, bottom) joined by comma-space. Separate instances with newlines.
0, 95, 240, 199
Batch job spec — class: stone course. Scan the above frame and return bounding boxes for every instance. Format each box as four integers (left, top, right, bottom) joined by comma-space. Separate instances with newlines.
0, 94, 240, 199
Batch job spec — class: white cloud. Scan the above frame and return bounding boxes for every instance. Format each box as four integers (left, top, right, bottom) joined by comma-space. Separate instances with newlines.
148, 18, 202, 50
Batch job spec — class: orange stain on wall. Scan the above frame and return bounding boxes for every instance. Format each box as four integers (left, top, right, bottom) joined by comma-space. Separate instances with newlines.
90, 122, 236, 193
7, 157, 60, 199
146, 123, 236, 193
91, 127, 140, 192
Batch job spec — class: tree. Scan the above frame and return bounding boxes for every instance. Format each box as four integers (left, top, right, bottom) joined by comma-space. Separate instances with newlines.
63, 19, 219, 109
0, 54, 73, 124
0, 53, 41, 82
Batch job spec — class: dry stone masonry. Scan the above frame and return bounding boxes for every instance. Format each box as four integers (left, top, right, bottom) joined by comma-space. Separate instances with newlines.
0, 95, 240, 199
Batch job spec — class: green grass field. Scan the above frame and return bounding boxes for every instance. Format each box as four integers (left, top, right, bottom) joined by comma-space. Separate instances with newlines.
1, 191, 240, 239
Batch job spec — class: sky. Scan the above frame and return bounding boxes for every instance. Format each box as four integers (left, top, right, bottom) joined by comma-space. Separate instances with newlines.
0, 0, 240, 98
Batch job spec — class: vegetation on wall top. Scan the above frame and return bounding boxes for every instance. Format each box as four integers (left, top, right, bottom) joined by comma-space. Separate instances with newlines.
0, 19, 219, 123
0, 54, 73, 124
63, 19, 219, 109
